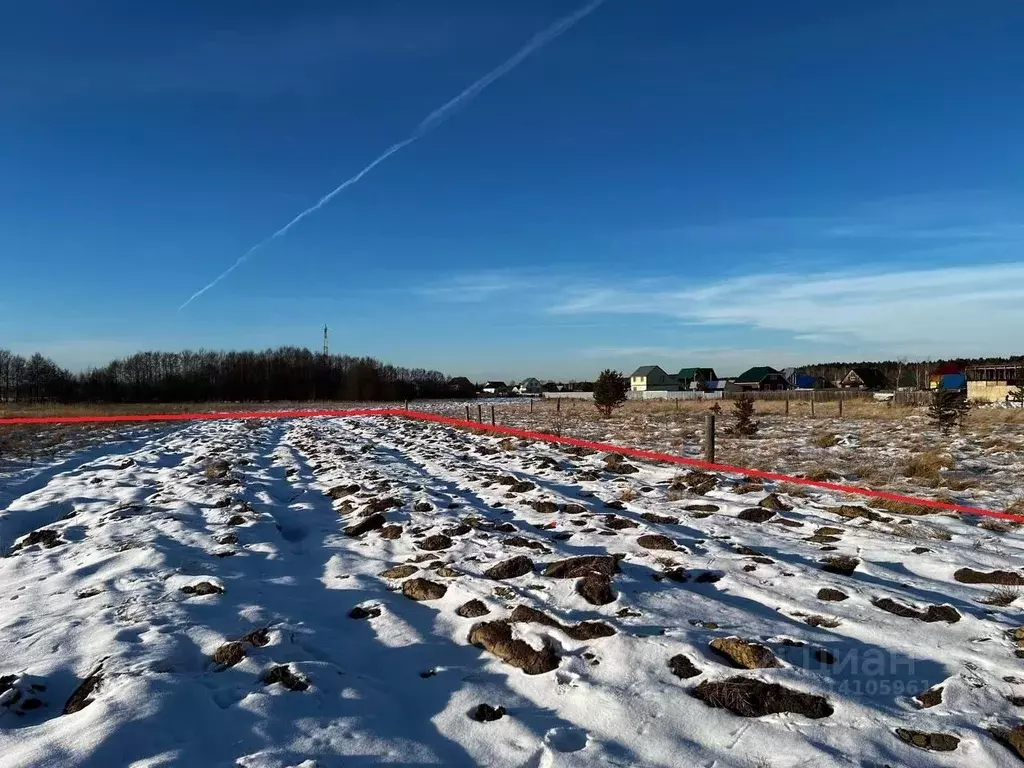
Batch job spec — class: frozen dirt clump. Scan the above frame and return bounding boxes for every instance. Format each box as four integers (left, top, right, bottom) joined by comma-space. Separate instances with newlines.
709, 637, 780, 669
457, 599, 491, 618
180, 581, 223, 596
468, 621, 559, 675
576, 572, 616, 605
484, 555, 534, 580
381, 564, 418, 580
212, 642, 246, 668
470, 703, 506, 722
345, 513, 387, 537
894, 728, 959, 752
63, 666, 104, 715
544, 555, 621, 579
954, 568, 1024, 585
510, 605, 615, 640
263, 665, 309, 691
402, 578, 448, 601
693, 677, 833, 719
872, 598, 960, 623
637, 534, 676, 550
668, 654, 702, 679
418, 534, 453, 551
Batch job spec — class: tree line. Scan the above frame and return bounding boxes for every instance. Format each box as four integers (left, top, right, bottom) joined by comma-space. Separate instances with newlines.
803, 355, 1024, 388
0, 348, 464, 403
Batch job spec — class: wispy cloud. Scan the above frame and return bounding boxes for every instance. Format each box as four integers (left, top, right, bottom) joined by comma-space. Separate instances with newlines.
416, 271, 537, 303
552, 261, 1024, 357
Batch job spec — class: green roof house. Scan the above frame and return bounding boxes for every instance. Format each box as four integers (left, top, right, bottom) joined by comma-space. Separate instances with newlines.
676, 367, 718, 391
734, 366, 788, 391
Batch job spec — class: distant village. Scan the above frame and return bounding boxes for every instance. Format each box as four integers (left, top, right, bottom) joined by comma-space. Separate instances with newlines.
458, 362, 1021, 404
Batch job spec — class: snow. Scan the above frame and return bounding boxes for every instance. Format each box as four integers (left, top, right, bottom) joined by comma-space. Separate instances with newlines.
2, 414, 1024, 766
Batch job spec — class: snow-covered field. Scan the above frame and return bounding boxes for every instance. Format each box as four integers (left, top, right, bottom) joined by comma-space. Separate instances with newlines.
3, 414, 1024, 767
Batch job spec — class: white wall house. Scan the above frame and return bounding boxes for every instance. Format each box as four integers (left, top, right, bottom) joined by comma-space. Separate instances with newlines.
515, 377, 543, 395
628, 365, 678, 392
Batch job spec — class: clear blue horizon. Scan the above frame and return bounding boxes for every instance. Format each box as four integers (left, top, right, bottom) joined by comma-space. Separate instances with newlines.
3, 0, 1024, 381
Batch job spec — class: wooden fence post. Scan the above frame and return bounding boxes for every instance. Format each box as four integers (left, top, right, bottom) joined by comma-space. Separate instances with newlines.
785, 396, 789, 416
465, 405, 470, 421
530, 398, 534, 413
704, 414, 716, 463
477, 404, 482, 423
490, 405, 495, 426
557, 398, 561, 413
810, 391, 815, 418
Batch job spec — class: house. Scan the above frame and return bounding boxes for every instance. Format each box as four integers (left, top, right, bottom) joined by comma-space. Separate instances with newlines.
929, 363, 963, 390
676, 367, 717, 391
937, 373, 967, 392
515, 377, 543, 395
840, 367, 889, 390
793, 374, 826, 389
628, 365, 678, 392
966, 364, 1021, 402
481, 381, 510, 396
733, 366, 789, 391
706, 379, 743, 394
447, 376, 477, 397
541, 381, 560, 393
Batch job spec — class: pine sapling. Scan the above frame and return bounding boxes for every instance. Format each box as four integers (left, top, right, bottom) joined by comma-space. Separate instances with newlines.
728, 397, 759, 437
593, 369, 629, 418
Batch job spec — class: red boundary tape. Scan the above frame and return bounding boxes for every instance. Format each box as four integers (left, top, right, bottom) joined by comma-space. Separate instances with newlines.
2, 407, 1020, 523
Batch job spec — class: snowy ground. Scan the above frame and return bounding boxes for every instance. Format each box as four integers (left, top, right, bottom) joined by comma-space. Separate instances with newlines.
2, 414, 1024, 766
413, 399, 1024, 515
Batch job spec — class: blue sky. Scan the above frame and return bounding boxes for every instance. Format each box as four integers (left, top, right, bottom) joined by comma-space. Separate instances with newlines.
2, 0, 1023, 380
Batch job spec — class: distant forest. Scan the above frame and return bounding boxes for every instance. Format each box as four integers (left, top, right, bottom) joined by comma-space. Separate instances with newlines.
803, 355, 1024, 387
0, 348, 465, 403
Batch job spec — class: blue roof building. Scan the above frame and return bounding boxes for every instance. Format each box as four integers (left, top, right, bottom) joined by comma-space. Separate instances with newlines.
937, 373, 967, 391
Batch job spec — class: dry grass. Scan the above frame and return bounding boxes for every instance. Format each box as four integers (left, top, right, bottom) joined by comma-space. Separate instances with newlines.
981, 436, 1024, 452
778, 482, 811, 498
811, 432, 840, 448
983, 586, 1020, 607
882, 520, 952, 541
979, 517, 1018, 533
1006, 498, 1024, 517
901, 450, 954, 483
805, 467, 842, 482
941, 476, 980, 491
0, 400, 301, 419
872, 497, 941, 517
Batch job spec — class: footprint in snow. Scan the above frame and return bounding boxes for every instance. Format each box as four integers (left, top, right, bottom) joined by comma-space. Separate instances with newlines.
544, 726, 588, 753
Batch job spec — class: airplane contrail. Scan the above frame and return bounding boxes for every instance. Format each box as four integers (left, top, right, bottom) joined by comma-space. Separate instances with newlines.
179, 0, 609, 310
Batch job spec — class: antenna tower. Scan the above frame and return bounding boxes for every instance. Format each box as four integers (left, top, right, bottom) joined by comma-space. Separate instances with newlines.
323, 325, 329, 356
